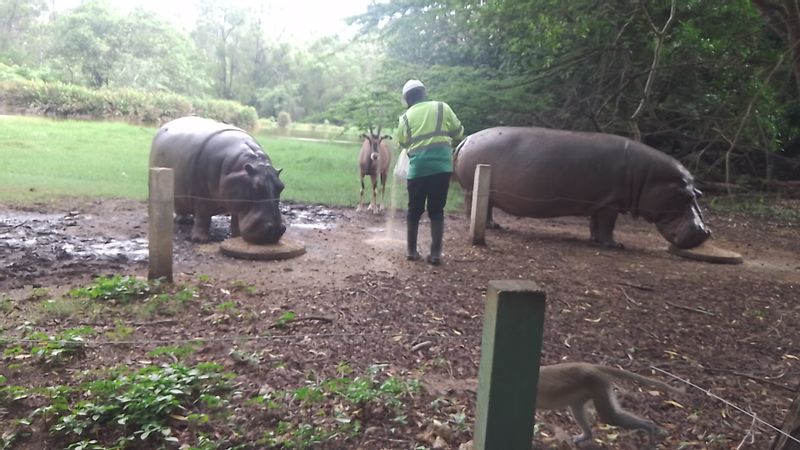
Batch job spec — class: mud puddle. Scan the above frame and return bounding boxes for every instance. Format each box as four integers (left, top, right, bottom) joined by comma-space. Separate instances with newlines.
0, 203, 342, 289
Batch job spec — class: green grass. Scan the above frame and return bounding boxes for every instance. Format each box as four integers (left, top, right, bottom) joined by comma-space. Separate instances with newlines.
0, 116, 154, 203
0, 116, 464, 210
706, 194, 800, 221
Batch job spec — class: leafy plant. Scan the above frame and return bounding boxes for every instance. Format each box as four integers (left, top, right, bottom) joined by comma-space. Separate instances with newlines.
256, 365, 420, 448
69, 275, 157, 304
147, 343, 201, 362
0, 294, 13, 313
273, 311, 297, 329
105, 320, 134, 342
26, 326, 96, 365
29, 287, 50, 300
229, 280, 258, 295
45, 363, 233, 447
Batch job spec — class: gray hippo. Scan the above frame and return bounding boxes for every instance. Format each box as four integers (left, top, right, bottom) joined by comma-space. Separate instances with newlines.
453, 127, 711, 249
150, 116, 286, 244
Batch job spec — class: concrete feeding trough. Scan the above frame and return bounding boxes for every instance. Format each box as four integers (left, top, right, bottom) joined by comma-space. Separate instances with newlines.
668, 241, 743, 265
220, 236, 306, 261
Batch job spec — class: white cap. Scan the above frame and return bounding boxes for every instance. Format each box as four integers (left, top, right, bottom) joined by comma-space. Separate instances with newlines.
402, 79, 425, 97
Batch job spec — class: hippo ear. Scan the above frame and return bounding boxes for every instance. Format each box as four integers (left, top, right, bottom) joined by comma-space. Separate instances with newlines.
276, 168, 283, 177
244, 163, 258, 176
693, 187, 703, 198
381, 134, 392, 141
361, 134, 369, 139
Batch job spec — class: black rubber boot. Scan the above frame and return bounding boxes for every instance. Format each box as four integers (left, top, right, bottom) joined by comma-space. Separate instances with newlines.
427, 219, 444, 265
406, 219, 421, 261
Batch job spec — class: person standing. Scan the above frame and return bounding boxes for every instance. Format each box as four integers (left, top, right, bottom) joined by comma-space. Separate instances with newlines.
397, 79, 464, 265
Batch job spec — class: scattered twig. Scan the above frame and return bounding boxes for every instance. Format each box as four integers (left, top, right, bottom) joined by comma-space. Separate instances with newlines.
619, 288, 642, 307
665, 301, 716, 317
632, 324, 660, 341
613, 281, 655, 292
360, 289, 380, 302
410, 341, 433, 352
735, 406, 757, 450
702, 367, 795, 393
131, 319, 178, 326
71, 319, 178, 327
268, 316, 334, 329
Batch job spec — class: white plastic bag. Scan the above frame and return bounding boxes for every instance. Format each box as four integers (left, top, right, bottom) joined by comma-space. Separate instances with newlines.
393, 149, 409, 179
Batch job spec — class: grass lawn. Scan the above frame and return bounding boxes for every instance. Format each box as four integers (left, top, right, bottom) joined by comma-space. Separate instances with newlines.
0, 116, 464, 210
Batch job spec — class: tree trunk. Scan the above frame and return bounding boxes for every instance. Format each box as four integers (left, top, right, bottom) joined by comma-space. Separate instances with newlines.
752, 0, 800, 94
771, 388, 800, 450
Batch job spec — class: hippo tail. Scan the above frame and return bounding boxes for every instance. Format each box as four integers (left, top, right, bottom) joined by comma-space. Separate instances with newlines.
451, 139, 467, 184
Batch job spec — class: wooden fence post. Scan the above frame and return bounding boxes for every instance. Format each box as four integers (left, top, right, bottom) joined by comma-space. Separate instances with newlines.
470, 164, 491, 245
473, 280, 546, 450
148, 168, 173, 282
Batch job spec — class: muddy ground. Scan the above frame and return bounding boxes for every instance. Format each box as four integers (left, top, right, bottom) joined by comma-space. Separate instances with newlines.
0, 197, 799, 449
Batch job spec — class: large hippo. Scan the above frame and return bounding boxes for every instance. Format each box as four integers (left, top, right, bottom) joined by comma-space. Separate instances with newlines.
150, 116, 286, 244
453, 127, 711, 249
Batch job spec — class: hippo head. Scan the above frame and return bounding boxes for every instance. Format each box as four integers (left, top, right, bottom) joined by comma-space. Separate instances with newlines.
222, 162, 286, 244
640, 165, 711, 249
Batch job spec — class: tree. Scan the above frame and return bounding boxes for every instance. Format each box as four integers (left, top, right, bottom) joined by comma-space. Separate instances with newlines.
752, 0, 800, 94
0, 0, 48, 59
191, 0, 248, 99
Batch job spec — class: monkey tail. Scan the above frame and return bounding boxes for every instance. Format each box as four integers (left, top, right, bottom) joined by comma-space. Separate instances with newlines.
597, 366, 685, 395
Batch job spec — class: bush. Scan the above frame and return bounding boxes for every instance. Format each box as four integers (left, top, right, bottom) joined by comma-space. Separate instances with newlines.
277, 111, 292, 130
0, 80, 258, 129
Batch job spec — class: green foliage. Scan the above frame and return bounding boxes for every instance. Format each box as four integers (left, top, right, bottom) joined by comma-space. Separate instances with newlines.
277, 111, 293, 130
0, 79, 257, 128
0, 294, 13, 313
45, 0, 209, 94
69, 275, 157, 304
39, 363, 233, 448
273, 311, 297, 329
257, 365, 420, 448
25, 326, 95, 365
706, 195, 800, 221
147, 343, 201, 362
105, 320, 134, 342
350, 0, 800, 182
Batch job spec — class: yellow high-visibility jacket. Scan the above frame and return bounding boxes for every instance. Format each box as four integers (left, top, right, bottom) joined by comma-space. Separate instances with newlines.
397, 100, 463, 179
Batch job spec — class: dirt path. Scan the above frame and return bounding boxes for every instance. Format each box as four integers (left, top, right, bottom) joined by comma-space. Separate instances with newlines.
1, 198, 798, 449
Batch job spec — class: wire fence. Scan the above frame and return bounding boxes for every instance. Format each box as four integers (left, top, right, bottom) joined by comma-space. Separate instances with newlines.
151, 189, 704, 216
1, 326, 797, 446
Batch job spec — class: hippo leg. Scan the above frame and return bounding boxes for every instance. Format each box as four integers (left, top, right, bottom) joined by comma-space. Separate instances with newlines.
590, 208, 623, 249
175, 213, 193, 225
487, 201, 501, 229
463, 191, 501, 229
191, 214, 213, 242
230, 214, 240, 238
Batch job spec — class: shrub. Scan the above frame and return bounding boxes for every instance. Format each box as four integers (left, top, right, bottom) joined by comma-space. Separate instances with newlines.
277, 111, 292, 130
0, 80, 258, 129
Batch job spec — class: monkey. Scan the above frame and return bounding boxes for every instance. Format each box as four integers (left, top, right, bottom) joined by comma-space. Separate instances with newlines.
536, 362, 683, 448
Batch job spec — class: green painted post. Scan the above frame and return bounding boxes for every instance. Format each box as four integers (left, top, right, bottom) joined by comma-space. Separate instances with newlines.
474, 280, 546, 450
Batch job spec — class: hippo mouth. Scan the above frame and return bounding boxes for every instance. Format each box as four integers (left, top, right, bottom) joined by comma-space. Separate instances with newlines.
242, 225, 286, 245
656, 199, 711, 249
240, 212, 286, 245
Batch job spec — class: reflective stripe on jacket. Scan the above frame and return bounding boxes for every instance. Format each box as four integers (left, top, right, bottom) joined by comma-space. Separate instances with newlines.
397, 101, 464, 155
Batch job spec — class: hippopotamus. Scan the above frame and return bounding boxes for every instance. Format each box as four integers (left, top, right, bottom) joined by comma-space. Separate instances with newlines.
453, 127, 711, 249
150, 116, 286, 244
